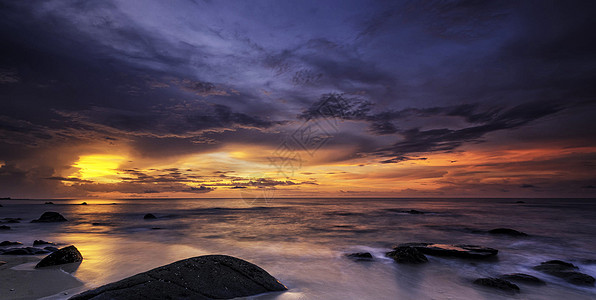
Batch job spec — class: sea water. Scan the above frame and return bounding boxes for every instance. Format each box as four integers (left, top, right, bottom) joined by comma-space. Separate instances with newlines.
1, 198, 595, 299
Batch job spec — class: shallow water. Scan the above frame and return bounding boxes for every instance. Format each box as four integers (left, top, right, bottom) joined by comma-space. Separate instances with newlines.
1, 198, 596, 299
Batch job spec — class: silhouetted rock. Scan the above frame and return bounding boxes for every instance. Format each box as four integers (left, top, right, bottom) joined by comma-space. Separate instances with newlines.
80, 202, 88, 205
45, 201, 54, 204
345, 252, 373, 261
143, 213, 157, 220
4, 218, 20, 223
500, 273, 545, 285
35, 245, 83, 268
0, 261, 6, 266
33, 240, 55, 246
473, 278, 520, 292
0, 225, 10, 230
515, 201, 525, 203
0, 241, 22, 246
398, 243, 498, 259
386, 246, 428, 264
69, 255, 287, 300
0, 204, 2, 207
31, 212, 67, 223
533, 260, 595, 286
488, 228, 528, 237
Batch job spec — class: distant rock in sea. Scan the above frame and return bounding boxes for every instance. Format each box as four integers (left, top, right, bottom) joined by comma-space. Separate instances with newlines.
515, 201, 525, 203
345, 252, 374, 261
533, 260, 595, 286
31, 211, 67, 223
499, 273, 545, 285
35, 245, 83, 268
33, 239, 55, 246
1, 241, 22, 246
386, 246, 428, 264
488, 228, 528, 237
69, 255, 287, 300
397, 243, 498, 259
45, 201, 54, 205
3, 217, 20, 223
143, 213, 157, 220
0, 247, 51, 255
0, 225, 10, 230
473, 277, 520, 292
80, 202, 88, 205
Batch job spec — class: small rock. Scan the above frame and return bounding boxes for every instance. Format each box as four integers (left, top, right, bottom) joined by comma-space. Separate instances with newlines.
0, 261, 7, 266
31, 212, 67, 223
0, 225, 10, 230
386, 246, 428, 264
33, 240, 55, 246
397, 243, 498, 259
473, 277, 520, 292
405, 209, 425, 214
1, 241, 22, 246
80, 202, 87, 205
143, 213, 157, 220
45, 201, 54, 204
515, 201, 525, 203
500, 273, 545, 285
345, 252, 374, 261
533, 260, 595, 286
35, 245, 83, 268
488, 228, 528, 237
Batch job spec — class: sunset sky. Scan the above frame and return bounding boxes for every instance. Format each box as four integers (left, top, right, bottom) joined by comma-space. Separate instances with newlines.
1, 0, 595, 199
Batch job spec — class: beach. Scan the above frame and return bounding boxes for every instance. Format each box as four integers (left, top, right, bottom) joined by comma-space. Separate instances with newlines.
1, 198, 596, 299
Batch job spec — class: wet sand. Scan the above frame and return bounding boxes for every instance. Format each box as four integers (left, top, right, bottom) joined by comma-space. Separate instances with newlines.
0, 255, 83, 300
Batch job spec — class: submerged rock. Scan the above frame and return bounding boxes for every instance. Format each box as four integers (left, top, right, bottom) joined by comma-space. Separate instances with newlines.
345, 252, 374, 261
0, 241, 22, 246
473, 277, 520, 292
386, 246, 428, 264
0, 247, 50, 255
488, 228, 528, 237
143, 213, 157, 220
31, 212, 67, 223
3, 218, 20, 223
0, 225, 10, 230
35, 245, 83, 268
499, 273, 545, 285
398, 243, 498, 259
533, 260, 595, 286
69, 255, 287, 300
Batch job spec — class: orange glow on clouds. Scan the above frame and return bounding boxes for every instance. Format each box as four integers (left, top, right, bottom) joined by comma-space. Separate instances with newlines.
68, 154, 127, 184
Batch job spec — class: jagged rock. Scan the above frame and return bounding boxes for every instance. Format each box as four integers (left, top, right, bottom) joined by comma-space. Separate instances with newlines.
386, 246, 428, 264
533, 260, 595, 286
473, 277, 520, 292
0, 225, 10, 230
35, 245, 83, 268
345, 252, 374, 261
31, 212, 67, 222
69, 255, 287, 300
499, 273, 545, 285
488, 228, 528, 237
397, 243, 498, 259
0, 241, 22, 246
143, 213, 157, 220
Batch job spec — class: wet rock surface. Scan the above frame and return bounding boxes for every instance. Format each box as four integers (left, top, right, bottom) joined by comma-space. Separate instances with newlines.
35, 245, 83, 268
473, 277, 520, 292
69, 255, 287, 300
533, 260, 595, 286
499, 273, 545, 285
345, 252, 374, 261
398, 243, 498, 259
386, 246, 428, 264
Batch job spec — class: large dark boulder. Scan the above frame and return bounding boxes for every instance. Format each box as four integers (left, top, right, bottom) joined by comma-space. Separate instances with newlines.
69, 255, 287, 300
386, 246, 428, 264
398, 243, 498, 259
143, 213, 157, 220
473, 277, 520, 292
499, 273, 545, 285
345, 252, 373, 261
533, 260, 595, 286
488, 228, 528, 237
35, 245, 83, 268
31, 212, 67, 223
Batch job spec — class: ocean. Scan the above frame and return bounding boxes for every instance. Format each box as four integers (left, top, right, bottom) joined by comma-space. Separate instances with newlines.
1, 198, 595, 299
